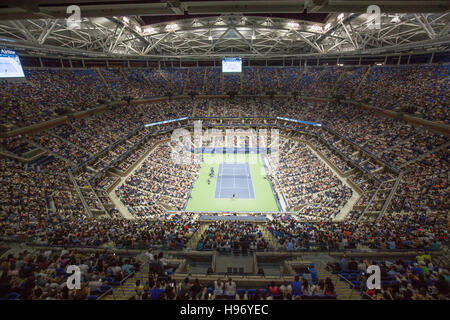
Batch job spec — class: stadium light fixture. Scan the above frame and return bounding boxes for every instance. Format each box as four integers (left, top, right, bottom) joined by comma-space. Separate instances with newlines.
337, 13, 345, 22
324, 23, 332, 31
122, 16, 129, 24
391, 15, 401, 23
287, 21, 299, 29
337, 63, 344, 66
166, 23, 178, 31
143, 26, 154, 34
135, 25, 141, 33
310, 25, 323, 32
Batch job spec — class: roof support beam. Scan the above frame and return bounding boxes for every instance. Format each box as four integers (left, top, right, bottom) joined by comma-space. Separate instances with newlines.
293, 30, 323, 53
414, 14, 437, 39
37, 19, 58, 45
231, 26, 260, 55
143, 32, 171, 54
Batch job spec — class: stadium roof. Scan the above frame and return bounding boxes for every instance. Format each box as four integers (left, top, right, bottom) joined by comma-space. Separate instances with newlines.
0, 1, 448, 59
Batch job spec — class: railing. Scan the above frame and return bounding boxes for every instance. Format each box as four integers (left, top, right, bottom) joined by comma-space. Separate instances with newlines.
68, 169, 93, 218
357, 183, 382, 223
98, 270, 136, 300
377, 171, 403, 221
336, 273, 374, 300
1, 234, 445, 256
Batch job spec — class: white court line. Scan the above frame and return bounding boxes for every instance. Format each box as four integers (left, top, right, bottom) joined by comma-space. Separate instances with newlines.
245, 163, 251, 198
220, 184, 248, 189
217, 163, 223, 199
233, 167, 236, 198
248, 163, 255, 199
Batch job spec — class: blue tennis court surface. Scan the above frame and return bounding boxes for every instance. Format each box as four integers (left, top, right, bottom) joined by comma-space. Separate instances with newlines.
215, 162, 255, 199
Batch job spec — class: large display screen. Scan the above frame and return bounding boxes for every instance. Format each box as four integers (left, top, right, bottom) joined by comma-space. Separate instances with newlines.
222, 57, 242, 73
0, 48, 25, 78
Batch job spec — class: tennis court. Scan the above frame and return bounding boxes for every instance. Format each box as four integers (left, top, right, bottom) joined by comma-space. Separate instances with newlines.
184, 153, 279, 212
214, 162, 255, 199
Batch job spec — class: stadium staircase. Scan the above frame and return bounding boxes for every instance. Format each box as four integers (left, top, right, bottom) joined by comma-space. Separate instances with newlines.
140, 69, 154, 89
101, 262, 150, 300
353, 65, 372, 96
240, 70, 244, 93
1, 143, 45, 164
186, 223, 211, 249
316, 263, 362, 300
156, 104, 166, 118
207, 100, 212, 116
96, 68, 114, 97
255, 67, 263, 93
291, 68, 307, 89
303, 254, 362, 300
331, 71, 345, 94
259, 226, 281, 250
68, 170, 93, 218
376, 173, 404, 220
28, 140, 75, 166
284, 141, 298, 157
88, 181, 109, 216
273, 68, 281, 90
182, 68, 190, 93
202, 68, 207, 93
158, 69, 175, 91
220, 71, 225, 93
119, 68, 128, 84
251, 101, 257, 116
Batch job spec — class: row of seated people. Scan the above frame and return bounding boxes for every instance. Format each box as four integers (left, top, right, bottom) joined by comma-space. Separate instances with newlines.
327, 254, 449, 300
3, 95, 446, 173
2, 64, 447, 128
196, 222, 269, 251
0, 248, 141, 300
132, 275, 336, 300
267, 211, 447, 252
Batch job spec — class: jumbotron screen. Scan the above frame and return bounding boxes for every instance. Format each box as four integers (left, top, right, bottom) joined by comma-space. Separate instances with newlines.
222, 57, 242, 73
0, 48, 25, 78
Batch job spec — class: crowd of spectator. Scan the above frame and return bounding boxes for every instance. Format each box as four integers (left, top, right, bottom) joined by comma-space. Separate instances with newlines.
117, 142, 199, 212
0, 248, 140, 300
2, 64, 448, 129
268, 139, 352, 216
0, 63, 448, 302
327, 253, 449, 300
267, 211, 447, 251
196, 221, 269, 251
